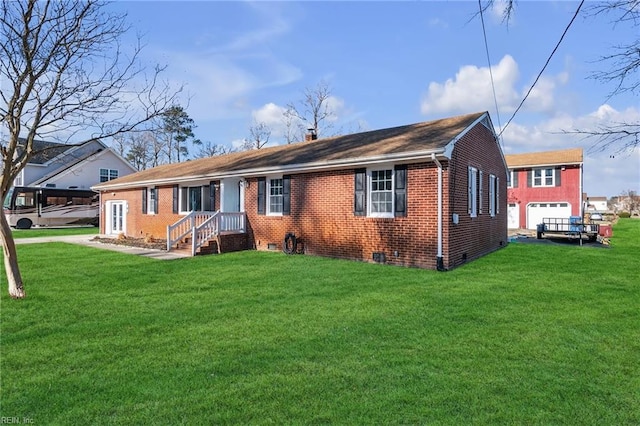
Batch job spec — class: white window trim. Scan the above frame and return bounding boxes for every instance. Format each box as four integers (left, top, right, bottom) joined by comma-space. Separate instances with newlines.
507, 170, 514, 188
533, 168, 555, 187
367, 166, 394, 218
147, 187, 157, 215
266, 175, 284, 216
489, 174, 496, 217
468, 166, 478, 218
479, 170, 484, 215
100, 168, 119, 183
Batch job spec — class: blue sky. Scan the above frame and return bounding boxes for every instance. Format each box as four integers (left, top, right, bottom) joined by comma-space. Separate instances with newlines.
107, 1, 639, 198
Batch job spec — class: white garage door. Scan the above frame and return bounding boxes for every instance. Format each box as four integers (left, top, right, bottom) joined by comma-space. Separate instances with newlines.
526, 202, 571, 229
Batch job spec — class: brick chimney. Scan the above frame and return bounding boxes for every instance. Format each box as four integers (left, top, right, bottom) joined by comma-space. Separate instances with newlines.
305, 128, 317, 142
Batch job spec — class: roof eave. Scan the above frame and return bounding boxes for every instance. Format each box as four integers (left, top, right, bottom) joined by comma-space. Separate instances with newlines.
508, 160, 583, 169
93, 148, 447, 191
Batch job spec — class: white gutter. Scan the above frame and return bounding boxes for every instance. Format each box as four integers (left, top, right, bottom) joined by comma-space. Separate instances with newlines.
93, 148, 448, 191
431, 153, 444, 271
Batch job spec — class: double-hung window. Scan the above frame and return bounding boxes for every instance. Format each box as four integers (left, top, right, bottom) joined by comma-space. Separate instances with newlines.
468, 166, 478, 217
533, 168, 554, 187
257, 176, 290, 216
489, 174, 499, 217
268, 178, 284, 215
142, 187, 158, 214
370, 169, 393, 216
354, 166, 406, 218
148, 187, 157, 214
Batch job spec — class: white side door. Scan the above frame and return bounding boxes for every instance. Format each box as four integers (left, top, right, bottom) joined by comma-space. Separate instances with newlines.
105, 201, 126, 235
507, 203, 519, 229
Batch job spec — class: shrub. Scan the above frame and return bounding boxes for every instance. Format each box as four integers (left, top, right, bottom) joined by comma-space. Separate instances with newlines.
618, 211, 631, 218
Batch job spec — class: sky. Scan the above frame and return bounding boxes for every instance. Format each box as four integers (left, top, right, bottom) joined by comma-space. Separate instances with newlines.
106, 0, 640, 198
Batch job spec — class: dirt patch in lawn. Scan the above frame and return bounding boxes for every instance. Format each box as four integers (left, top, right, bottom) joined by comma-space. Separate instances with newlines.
92, 236, 167, 251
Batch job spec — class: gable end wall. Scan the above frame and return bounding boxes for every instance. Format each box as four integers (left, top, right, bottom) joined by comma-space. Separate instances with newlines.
446, 123, 508, 269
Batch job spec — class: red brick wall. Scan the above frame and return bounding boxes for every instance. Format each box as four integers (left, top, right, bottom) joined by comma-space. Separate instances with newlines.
244, 165, 442, 269
99, 122, 508, 270
445, 124, 508, 269
507, 164, 582, 226
99, 184, 220, 240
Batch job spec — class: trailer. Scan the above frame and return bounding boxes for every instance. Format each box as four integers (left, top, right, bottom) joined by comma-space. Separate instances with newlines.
536, 216, 600, 242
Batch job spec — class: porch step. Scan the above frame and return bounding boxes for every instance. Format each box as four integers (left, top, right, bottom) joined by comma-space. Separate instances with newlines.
175, 238, 219, 256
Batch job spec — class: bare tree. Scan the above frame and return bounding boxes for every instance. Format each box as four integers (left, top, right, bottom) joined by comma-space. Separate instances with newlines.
286, 80, 336, 139
193, 140, 235, 158
580, 0, 639, 153
0, 0, 179, 298
126, 132, 155, 171
244, 121, 272, 150
479, 0, 639, 154
282, 107, 300, 144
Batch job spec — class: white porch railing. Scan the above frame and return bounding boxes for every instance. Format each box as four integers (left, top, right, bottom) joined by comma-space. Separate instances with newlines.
167, 211, 246, 255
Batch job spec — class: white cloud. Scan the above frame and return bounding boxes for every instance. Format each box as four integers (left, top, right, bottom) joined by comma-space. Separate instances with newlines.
421, 55, 520, 115
500, 104, 640, 197
421, 55, 568, 117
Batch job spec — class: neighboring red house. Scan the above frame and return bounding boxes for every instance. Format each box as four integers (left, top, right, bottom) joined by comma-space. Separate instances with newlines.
93, 111, 508, 270
504, 148, 583, 229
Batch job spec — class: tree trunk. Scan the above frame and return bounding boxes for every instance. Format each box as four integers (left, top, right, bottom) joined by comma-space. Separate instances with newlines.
0, 212, 25, 299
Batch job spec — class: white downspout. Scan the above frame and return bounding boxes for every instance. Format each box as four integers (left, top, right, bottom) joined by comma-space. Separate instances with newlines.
431, 153, 444, 271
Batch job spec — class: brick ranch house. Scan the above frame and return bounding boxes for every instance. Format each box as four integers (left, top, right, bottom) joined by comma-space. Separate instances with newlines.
93, 111, 508, 270
504, 148, 583, 229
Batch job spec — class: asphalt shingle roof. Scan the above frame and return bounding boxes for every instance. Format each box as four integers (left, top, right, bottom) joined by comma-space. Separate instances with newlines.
504, 148, 583, 168
94, 111, 487, 190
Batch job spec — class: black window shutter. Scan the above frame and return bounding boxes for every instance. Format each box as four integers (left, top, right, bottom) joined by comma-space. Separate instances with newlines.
153, 187, 158, 214
209, 181, 216, 211
555, 168, 561, 187
527, 170, 532, 187
142, 188, 147, 214
257, 177, 266, 215
513, 170, 519, 188
394, 165, 407, 217
354, 168, 366, 216
283, 175, 291, 215
172, 185, 179, 213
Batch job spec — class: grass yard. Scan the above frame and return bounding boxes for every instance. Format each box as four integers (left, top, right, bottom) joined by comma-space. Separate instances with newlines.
1, 220, 638, 424
11, 226, 99, 239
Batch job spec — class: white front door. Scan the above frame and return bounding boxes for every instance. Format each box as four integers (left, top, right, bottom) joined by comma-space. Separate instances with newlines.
106, 201, 126, 235
508, 203, 519, 229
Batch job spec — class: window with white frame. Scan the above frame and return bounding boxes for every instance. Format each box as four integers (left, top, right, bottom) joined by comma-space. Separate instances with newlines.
533, 168, 554, 187
370, 168, 393, 217
14, 170, 24, 187
479, 170, 484, 214
148, 187, 157, 214
489, 174, 498, 216
468, 166, 478, 217
507, 170, 514, 188
100, 168, 118, 183
353, 166, 406, 218
268, 177, 283, 215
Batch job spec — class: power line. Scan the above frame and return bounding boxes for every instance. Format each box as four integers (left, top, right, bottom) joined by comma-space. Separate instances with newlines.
478, 0, 503, 145
499, 0, 585, 137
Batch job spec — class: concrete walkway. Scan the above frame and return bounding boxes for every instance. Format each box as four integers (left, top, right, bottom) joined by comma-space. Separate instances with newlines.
14, 234, 191, 260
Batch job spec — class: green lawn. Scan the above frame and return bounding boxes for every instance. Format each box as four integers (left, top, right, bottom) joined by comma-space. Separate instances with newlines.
11, 226, 99, 239
1, 220, 639, 424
